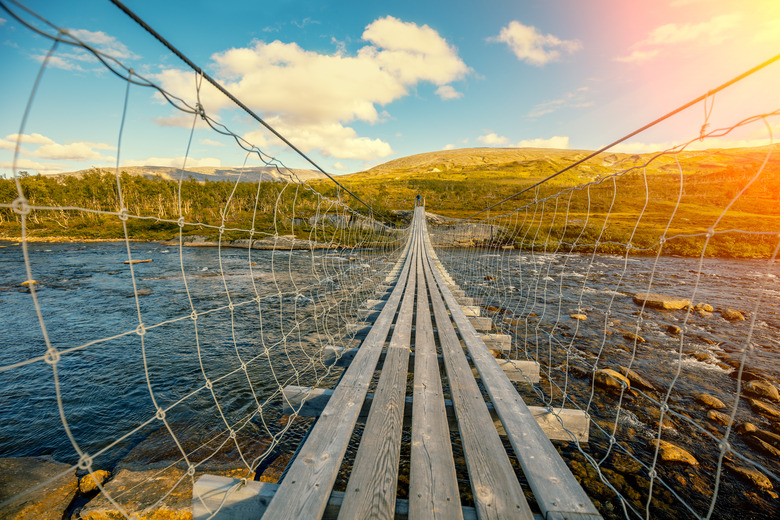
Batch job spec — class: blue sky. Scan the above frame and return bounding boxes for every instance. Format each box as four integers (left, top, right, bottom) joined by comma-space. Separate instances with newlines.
1, 0, 779, 177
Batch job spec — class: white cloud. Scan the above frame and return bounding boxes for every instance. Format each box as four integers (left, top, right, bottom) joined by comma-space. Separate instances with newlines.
121, 156, 222, 168
0, 133, 114, 161
0, 17, 6, 26
0, 159, 69, 175
477, 133, 511, 145
155, 16, 468, 160
527, 87, 593, 118
616, 14, 740, 62
516, 136, 569, 148
332, 161, 347, 171
435, 85, 462, 100
490, 21, 581, 66
442, 143, 456, 150
68, 29, 140, 61
200, 138, 225, 147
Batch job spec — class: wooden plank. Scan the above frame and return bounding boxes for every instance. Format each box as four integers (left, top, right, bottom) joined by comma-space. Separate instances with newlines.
338, 227, 419, 519
421, 231, 602, 520
420, 234, 533, 520
461, 305, 480, 317
192, 476, 498, 520
468, 316, 493, 331
282, 386, 590, 443
409, 231, 462, 520
262, 218, 420, 520
480, 333, 511, 351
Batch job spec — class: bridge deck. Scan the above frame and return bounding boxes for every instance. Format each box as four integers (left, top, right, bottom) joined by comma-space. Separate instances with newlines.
194, 206, 602, 520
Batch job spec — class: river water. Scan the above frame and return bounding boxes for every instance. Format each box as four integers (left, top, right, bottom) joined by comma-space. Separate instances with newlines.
1, 240, 778, 518
436, 248, 780, 519
0, 240, 393, 476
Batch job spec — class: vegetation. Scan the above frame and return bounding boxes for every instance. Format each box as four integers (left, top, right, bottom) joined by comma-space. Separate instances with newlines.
2, 145, 779, 257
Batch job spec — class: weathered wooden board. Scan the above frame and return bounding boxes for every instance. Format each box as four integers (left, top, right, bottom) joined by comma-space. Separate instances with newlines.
261, 219, 420, 520
421, 232, 602, 520
421, 249, 533, 520
409, 236, 462, 520
339, 229, 419, 519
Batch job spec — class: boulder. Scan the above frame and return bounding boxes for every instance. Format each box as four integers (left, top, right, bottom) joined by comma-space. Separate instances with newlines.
622, 331, 645, 343
633, 293, 691, 310
727, 464, 773, 491
743, 380, 780, 402
737, 422, 758, 435
570, 313, 587, 321
79, 470, 110, 494
594, 369, 630, 391
753, 428, 780, 449
695, 393, 726, 410
749, 399, 780, 419
745, 435, 780, 458
666, 325, 681, 335
697, 310, 713, 318
694, 303, 714, 312
618, 365, 656, 391
0, 457, 78, 520
706, 410, 731, 426
649, 439, 699, 466
721, 308, 746, 321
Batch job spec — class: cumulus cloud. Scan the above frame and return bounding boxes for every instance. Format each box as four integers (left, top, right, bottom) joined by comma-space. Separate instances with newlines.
516, 136, 569, 148
0, 133, 114, 161
442, 143, 456, 150
616, 14, 740, 62
490, 21, 581, 66
474, 133, 569, 149
332, 161, 347, 171
200, 138, 225, 147
435, 85, 462, 100
477, 133, 511, 145
0, 158, 68, 175
155, 16, 468, 160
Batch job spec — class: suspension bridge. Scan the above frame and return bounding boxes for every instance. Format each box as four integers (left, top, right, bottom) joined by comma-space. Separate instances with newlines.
1, 1, 779, 519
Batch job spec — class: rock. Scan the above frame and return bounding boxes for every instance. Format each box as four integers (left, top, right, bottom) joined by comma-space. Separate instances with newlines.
695, 393, 726, 410
737, 422, 758, 435
727, 465, 773, 491
666, 325, 681, 335
706, 410, 732, 426
721, 308, 746, 321
697, 310, 713, 318
484, 275, 496, 281
633, 293, 691, 310
743, 380, 780, 402
692, 352, 711, 363
618, 365, 656, 391
570, 313, 587, 321
20, 280, 37, 286
79, 470, 111, 494
649, 439, 699, 466
0, 457, 78, 520
694, 303, 714, 312
594, 369, 630, 391
754, 428, 780, 449
622, 331, 646, 343
744, 435, 780, 458
749, 399, 780, 418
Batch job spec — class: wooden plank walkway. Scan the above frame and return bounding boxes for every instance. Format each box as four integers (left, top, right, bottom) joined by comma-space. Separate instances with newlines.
194, 205, 602, 520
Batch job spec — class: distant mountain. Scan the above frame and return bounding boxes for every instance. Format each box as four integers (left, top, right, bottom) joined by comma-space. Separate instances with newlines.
51, 165, 326, 183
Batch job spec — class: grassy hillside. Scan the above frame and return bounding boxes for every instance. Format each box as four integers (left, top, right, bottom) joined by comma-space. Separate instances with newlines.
310, 146, 780, 257
2, 146, 778, 256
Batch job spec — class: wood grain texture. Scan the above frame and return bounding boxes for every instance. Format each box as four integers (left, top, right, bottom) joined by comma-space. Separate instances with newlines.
261, 218, 420, 520
420, 232, 533, 520
337, 227, 419, 519
409, 230, 463, 520
421, 229, 602, 520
